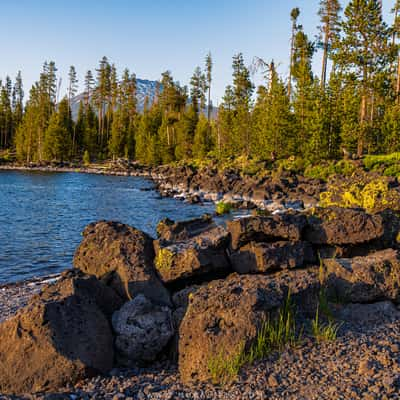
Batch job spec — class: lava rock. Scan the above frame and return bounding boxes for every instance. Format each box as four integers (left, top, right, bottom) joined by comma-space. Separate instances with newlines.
154, 225, 231, 285
0, 271, 120, 394
112, 294, 174, 365
178, 270, 319, 383
73, 221, 170, 305
227, 214, 307, 250
305, 207, 385, 246
324, 248, 400, 303
230, 241, 316, 274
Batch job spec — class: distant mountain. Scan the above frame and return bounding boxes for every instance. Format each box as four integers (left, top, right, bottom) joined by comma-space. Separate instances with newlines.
70, 77, 216, 119
70, 78, 159, 119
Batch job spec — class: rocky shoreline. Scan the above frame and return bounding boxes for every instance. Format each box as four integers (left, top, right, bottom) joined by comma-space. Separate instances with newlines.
0, 161, 325, 213
2, 162, 400, 399
1, 205, 400, 399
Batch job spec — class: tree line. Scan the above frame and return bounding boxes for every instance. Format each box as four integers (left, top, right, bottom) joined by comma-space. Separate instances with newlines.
1, 0, 400, 165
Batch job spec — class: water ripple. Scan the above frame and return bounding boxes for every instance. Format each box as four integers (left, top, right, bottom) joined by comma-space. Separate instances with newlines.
0, 171, 214, 283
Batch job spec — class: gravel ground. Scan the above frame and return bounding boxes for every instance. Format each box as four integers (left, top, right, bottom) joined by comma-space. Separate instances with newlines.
0, 275, 60, 323
1, 280, 400, 400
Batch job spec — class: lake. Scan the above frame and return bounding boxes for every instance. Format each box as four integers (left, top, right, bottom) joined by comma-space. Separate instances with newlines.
0, 171, 215, 283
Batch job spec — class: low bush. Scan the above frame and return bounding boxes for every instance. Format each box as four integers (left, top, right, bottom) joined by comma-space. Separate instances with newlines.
363, 152, 400, 171
215, 201, 233, 215
304, 160, 356, 181
276, 156, 309, 175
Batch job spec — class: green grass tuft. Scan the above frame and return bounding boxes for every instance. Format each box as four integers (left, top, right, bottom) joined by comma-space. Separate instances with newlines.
208, 342, 246, 385
207, 292, 302, 385
311, 307, 341, 343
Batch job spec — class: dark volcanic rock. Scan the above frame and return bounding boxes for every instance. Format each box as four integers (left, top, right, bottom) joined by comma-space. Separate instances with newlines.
73, 221, 170, 305
324, 248, 400, 303
227, 214, 307, 251
0, 271, 120, 394
112, 294, 174, 365
154, 225, 231, 285
230, 241, 316, 274
305, 207, 384, 246
156, 214, 214, 243
335, 301, 400, 327
178, 270, 320, 383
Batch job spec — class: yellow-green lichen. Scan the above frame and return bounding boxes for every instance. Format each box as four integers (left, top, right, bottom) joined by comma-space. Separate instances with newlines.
319, 176, 400, 213
155, 248, 174, 271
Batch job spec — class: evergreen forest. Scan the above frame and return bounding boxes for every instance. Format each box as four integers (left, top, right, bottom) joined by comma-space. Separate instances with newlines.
1, 0, 400, 166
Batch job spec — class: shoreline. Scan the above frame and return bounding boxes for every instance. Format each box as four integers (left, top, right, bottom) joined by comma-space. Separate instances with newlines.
0, 162, 319, 212
0, 163, 152, 177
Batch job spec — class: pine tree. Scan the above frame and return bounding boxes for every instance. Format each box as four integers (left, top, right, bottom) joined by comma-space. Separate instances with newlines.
288, 8, 301, 99
67, 66, 78, 106
217, 85, 235, 158
334, 0, 391, 156
109, 108, 126, 159
43, 97, 72, 161
193, 113, 212, 159
231, 53, 254, 156
84, 70, 95, 107
251, 67, 294, 159
392, 0, 400, 102
382, 102, 400, 152
190, 67, 206, 113
205, 52, 213, 123
292, 28, 315, 152
175, 105, 198, 160
318, 0, 342, 88
12, 71, 24, 128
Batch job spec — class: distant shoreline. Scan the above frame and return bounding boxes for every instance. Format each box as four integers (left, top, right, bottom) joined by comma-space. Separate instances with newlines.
0, 162, 151, 177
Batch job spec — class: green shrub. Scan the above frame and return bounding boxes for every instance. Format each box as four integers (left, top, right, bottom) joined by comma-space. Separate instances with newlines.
384, 164, 400, 177
216, 201, 233, 215
83, 150, 90, 165
363, 152, 400, 171
334, 159, 357, 176
276, 156, 309, 174
304, 163, 335, 180
304, 160, 356, 181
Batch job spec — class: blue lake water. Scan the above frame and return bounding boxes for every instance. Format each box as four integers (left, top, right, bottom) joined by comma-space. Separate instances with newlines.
0, 171, 215, 283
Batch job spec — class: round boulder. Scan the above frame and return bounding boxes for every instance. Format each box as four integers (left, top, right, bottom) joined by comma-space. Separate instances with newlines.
112, 294, 174, 365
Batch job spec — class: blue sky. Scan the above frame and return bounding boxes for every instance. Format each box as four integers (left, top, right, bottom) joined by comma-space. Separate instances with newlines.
0, 0, 394, 103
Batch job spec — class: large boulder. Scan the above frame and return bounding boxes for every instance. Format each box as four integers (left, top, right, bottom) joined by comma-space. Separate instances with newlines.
156, 214, 214, 242
305, 207, 384, 246
154, 225, 231, 285
227, 214, 307, 250
324, 249, 400, 303
0, 271, 121, 394
334, 301, 400, 327
230, 241, 316, 274
73, 221, 170, 305
112, 294, 174, 365
178, 270, 319, 383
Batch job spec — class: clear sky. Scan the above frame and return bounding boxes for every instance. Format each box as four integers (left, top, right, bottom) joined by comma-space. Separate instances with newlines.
0, 0, 394, 103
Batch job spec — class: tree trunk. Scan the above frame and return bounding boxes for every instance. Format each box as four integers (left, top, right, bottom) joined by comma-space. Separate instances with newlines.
396, 54, 400, 104
321, 31, 329, 88
288, 25, 295, 100
358, 93, 367, 158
